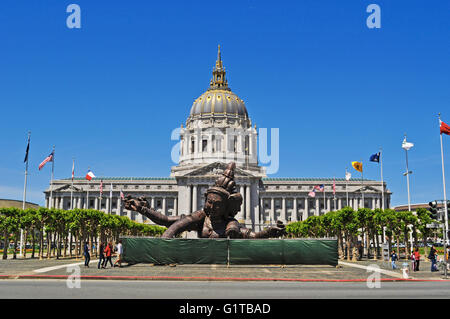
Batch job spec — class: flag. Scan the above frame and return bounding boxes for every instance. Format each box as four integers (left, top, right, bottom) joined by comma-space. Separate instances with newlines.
345, 171, 351, 181
333, 178, 336, 195
85, 170, 95, 181
100, 180, 103, 195
314, 184, 324, 192
369, 152, 380, 163
440, 119, 450, 135
71, 161, 75, 181
38, 151, 54, 170
120, 189, 124, 200
402, 137, 414, 151
24, 135, 30, 163
308, 191, 316, 198
352, 161, 363, 173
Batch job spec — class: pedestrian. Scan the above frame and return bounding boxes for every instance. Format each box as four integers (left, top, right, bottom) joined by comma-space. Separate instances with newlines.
98, 242, 105, 269
113, 240, 123, 268
428, 245, 438, 272
83, 242, 90, 268
102, 241, 113, 268
391, 250, 398, 270
410, 250, 416, 271
413, 247, 420, 271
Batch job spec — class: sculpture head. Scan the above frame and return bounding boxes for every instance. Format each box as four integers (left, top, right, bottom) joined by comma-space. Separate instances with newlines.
204, 162, 243, 221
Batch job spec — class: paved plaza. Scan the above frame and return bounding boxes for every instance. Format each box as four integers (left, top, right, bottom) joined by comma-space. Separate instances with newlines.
0, 257, 448, 282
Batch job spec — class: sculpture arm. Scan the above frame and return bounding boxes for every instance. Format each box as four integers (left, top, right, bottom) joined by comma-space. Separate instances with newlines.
124, 195, 180, 227
241, 221, 286, 239
162, 210, 206, 238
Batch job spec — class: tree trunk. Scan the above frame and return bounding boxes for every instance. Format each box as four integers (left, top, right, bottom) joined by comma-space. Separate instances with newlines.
46, 232, 51, 259
31, 230, 36, 259
39, 229, 44, 260
12, 234, 18, 259
352, 236, 358, 262
396, 236, 400, 259
23, 231, 27, 259
3, 230, 8, 260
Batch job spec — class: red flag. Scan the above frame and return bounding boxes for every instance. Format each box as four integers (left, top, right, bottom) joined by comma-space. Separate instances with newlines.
440, 120, 450, 135
120, 190, 124, 200
71, 161, 75, 181
333, 178, 336, 195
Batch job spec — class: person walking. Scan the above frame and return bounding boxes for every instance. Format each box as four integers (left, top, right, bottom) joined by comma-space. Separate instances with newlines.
428, 245, 438, 272
113, 240, 123, 268
98, 242, 105, 269
102, 241, 113, 268
391, 250, 398, 270
413, 247, 421, 271
83, 242, 90, 268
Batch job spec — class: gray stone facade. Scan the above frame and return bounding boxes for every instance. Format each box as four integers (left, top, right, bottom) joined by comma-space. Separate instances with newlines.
44, 46, 391, 233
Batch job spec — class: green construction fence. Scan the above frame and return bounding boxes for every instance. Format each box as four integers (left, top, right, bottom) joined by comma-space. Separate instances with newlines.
121, 237, 338, 266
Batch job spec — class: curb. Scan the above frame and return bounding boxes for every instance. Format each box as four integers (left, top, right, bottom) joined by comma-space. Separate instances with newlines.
0, 274, 449, 282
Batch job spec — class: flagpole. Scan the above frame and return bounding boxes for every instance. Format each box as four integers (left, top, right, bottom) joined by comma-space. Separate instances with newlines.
346, 168, 349, 207
87, 167, 90, 210
404, 135, 412, 212
380, 148, 385, 210
20, 131, 31, 258
71, 158, 74, 210
110, 183, 113, 214
439, 113, 448, 278
361, 160, 364, 209
50, 145, 55, 208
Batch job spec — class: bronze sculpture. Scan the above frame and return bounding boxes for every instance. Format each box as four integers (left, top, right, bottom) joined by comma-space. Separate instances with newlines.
123, 162, 286, 239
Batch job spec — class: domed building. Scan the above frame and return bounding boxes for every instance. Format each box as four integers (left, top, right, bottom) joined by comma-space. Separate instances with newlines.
45, 46, 391, 233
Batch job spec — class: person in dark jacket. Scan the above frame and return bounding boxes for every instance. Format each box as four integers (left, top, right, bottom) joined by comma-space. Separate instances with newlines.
98, 242, 105, 269
83, 242, 90, 268
429, 245, 438, 272
391, 251, 398, 269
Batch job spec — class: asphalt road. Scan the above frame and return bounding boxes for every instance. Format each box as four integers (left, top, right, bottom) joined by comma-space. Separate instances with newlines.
0, 279, 449, 299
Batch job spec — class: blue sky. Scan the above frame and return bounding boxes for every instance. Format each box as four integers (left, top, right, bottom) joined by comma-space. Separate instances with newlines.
0, 1, 449, 207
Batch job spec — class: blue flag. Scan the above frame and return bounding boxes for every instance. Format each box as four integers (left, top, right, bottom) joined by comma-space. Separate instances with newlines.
370, 152, 380, 163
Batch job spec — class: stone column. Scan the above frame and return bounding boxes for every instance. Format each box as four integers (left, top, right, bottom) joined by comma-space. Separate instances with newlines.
315, 198, 319, 216
106, 197, 110, 214
327, 197, 331, 213
117, 197, 122, 215
174, 197, 178, 216
94, 198, 99, 210
338, 198, 342, 210
151, 197, 155, 209
303, 197, 308, 220
245, 185, 251, 223
187, 185, 192, 214
162, 197, 167, 215
292, 198, 298, 222
192, 185, 198, 212
372, 198, 376, 210
270, 197, 275, 224
281, 197, 286, 222
238, 185, 245, 221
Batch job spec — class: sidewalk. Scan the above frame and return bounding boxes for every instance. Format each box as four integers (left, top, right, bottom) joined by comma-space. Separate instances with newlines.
1, 256, 449, 282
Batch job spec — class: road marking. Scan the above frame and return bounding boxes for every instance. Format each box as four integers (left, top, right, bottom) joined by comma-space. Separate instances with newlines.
33, 260, 99, 274
338, 261, 403, 278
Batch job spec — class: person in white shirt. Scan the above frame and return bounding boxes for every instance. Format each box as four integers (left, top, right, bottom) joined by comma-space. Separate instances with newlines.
114, 240, 123, 268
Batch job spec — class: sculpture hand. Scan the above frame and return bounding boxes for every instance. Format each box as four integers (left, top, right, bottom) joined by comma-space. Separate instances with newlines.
267, 220, 286, 237
124, 195, 144, 212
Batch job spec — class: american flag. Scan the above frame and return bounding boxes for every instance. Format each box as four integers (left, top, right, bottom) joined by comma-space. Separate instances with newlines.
38, 151, 54, 170
120, 189, 124, 200
314, 184, 324, 192
308, 191, 316, 198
